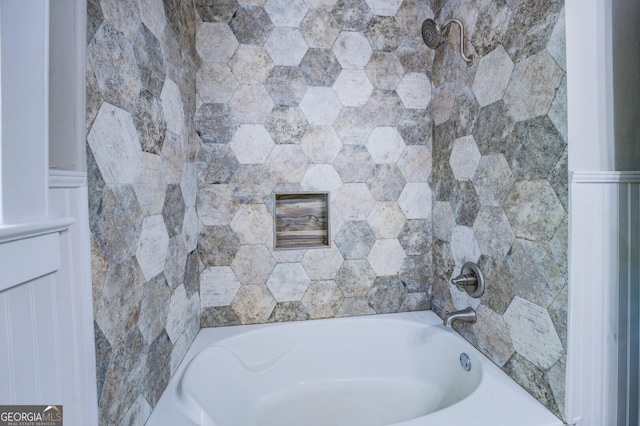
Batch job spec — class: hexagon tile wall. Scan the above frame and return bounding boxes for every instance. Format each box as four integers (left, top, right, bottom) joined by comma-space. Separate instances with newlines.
86, 0, 567, 423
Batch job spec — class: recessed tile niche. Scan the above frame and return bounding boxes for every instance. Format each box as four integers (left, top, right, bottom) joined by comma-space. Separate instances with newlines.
274, 192, 330, 250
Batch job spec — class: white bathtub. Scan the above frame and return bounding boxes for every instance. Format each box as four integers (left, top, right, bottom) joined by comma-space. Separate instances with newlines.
146, 311, 563, 426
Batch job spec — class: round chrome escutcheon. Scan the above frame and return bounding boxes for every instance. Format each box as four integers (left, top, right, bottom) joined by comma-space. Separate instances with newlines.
460, 353, 471, 371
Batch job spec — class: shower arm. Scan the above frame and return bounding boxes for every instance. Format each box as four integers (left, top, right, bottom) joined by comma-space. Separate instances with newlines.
442, 18, 475, 65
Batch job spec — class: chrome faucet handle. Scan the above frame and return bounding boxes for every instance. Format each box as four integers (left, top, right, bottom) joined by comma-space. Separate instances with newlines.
450, 262, 485, 298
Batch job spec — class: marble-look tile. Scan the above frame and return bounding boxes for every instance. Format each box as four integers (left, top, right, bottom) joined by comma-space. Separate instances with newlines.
135, 215, 169, 281
364, 16, 401, 52
266, 263, 312, 302
229, 6, 274, 45
265, 28, 309, 67
231, 164, 276, 204
396, 72, 432, 109
299, 49, 342, 87
548, 76, 567, 143
398, 182, 432, 219
503, 50, 563, 122
201, 266, 241, 307
229, 45, 274, 84
476, 255, 513, 315
471, 101, 515, 156
397, 110, 433, 147
398, 220, 431, 256
132, 90, 167, 154
470, 0, 511, 57
264, 0, 309, 27
158, 132, 183, 186
231, 244, 276, 284
88, 103, 142, 185
230, 204, 273, 244
194, 104, 238, 144
547, 355, 566, 416
87, 0, 104, 44
450, 225, 481, 266
299, 164, 342, 199
336, 297, 376, 317
505, 115, 566, 180
265, 105, 309, 144
86, 59, 102, 133
200, 306, 242, 327
472, 206, 515, 258
449, 135, 481, 181
333, 0, 373, 32
137, 273, 171, 345
230, 124, 275, 164
335, 259, 377, 297
300, 9, 341, 48
432, 201, 455, 242
472, 154, 514, 207
394, 0, 431, 35
471, 44, 514, 107
366, 127, 406, 164
365, 0, 402, 16
142, 330, 172, 406
548, 284, 568, 350
428, 88, 456, 126
334, 183, 376, 221
163, 235, 188, 290
195, 0, 240, 22
332, 70, 374, 107
332, 31, 373, 69
231, 284, 277, 324
160, 78, 185, 136
397, 145, 431, 182
546, 6, 566, 71
268, 302, 312, 322
229, 84, 275, 123
299, 87, 343, 125
504, 180, 565, 242
430, 240, 455, 318
332, 107, 375, 146
505, 238, 565, 309
362, 89, 405, 126
301, 280, 344, 319
88, 23, 142, 111
451, 180, 481, 226
136, 0, 165, 40
334, 220, 376, 259
265, 144, 309, 183
367, 276, 407, 313
365, 51, 404, 90
198, 225, 241, 267
162, 184, 186, 237
399, 292, 430, 312
170, 334, 189, 375
197, 184, 240, 226
96, 258, 146, 345
549, 215, 568, 279
368, 202, 406, 239
367, 164, 406, 202
449, 88, 480, 138
183, 249, 200, 297
300, 126, 343, 163
300, 245, 345, 280
395, 35, 434, 74
333, 145, 377, 182
195, 23, 239, 63
504, 296, 563, 370
367, 239, 407, 276
133, 24, 166, 98
473, 304, 515, 367
118, 393, 152, 426
264, 66, 309, 107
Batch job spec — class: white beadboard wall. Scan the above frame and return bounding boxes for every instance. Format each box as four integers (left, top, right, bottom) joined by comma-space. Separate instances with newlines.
567, 171, 640, 426
0, 171, 98, 425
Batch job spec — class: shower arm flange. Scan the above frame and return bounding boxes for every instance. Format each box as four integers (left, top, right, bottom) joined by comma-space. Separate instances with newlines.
442, 18, 475, 66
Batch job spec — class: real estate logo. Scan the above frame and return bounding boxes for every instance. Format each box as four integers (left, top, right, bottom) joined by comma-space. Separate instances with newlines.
0, 405, 62, 426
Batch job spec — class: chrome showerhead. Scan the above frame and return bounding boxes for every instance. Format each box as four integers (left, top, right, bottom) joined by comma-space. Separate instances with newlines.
420, 17, 475, 66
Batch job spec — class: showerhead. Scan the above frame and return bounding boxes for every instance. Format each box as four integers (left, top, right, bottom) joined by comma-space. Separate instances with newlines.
420, 17, 475, 66
421, 19, 442, 50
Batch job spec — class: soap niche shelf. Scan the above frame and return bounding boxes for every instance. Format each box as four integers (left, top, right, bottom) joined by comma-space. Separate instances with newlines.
274, 192, 330, 250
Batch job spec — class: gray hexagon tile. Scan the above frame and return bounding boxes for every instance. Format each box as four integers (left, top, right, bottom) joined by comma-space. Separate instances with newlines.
135, 215, 170, 281
162, 184, 186, 237
365, 0, 402, 16
364, 16, 401, 52
450, 225, 481, 266
265, 105, 308, 144
367, 202, 406, 239
367, 127, 406, 164
158, 133, 182, 186
332, 31, 372, 69
300, 9, 341, 49
334, 220, 376, 259
132, 91, 166, 155
450, 180, 481, 227
264, 0, 308, 27
398, 220, 431, 256
333, 145, 376, 182
472, 101, 515, 156
396, 72, 432, 110
470, 0, 510, 57
397, 110, 433, 147
138, 272, 170, 345
472, 154, 515, 207
230, 124, 275, 164
195, 0, 239, 23
166, 284, 189, 343
472, 44, 514, 107
365, 52, 404, 90
195, 103, 238, 144
367, 164, 406, 202
335, 259, 376, 297
229, 84, 275, 123
504, 179, 565, 242
265, 144, 309, 183
229, 45, 274, 84
299, 49, 342, 87
504, 296, 563, 370
367, 276, 406, 313
265, 28, 309, 67
268, 302, 311, 322
198, 225, 241, 267
361, 89, 404, 125
398, 145, 431, 182
503, 50, 563, 122
302, 280, 344, 319
368, 239, 406, 276
230, 204, 273, 245
333, 70, 374, 107
333, 0, 373, 32
196, 23, 239, 63
546, 6, 566, 71
265, 66, 308, 107
160, 78, 186, 136
133, 24, 166, 98
231, 244, 276, 284
301, 245, 344, 280
300, 164, 342, 198
266, 263, 312, 302
334, 183, 376, 221
336, 297, 376, 317
432, 201, 455, 242
229, 6, 274, 45
473, 304, 515, 367
299, 87, 342, 125
472, 206, 515, 258
394, 0, 430, 34
231, 285, 277, 324
398, 182, 432, 220
197, 184, 240, 226
332, 107, 375, 146
201, 266, 241, 308
300, 125, 343, 163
